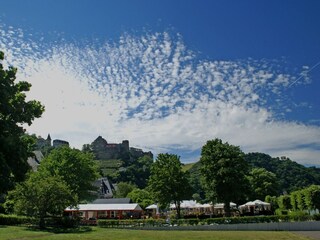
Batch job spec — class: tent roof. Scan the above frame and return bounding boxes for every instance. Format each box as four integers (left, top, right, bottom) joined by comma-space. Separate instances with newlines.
146, 204, 158, 210
65, 203, 142, 211
214, 202, 237, 208
239, 199, 271, 208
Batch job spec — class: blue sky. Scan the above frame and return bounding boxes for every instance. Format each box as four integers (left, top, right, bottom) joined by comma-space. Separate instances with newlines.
1, 0, 319, 165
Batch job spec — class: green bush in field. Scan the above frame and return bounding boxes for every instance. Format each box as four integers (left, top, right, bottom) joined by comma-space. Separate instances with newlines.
0, 214, 35, 225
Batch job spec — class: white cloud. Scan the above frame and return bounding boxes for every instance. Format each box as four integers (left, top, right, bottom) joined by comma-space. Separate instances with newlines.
1, 23, 319, 165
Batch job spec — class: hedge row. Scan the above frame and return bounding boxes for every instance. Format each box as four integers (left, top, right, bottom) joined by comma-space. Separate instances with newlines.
97, 215, 319, 228
0, 214, 36, 225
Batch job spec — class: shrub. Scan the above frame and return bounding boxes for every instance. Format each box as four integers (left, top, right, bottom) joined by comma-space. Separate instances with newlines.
0, 214, 35, 225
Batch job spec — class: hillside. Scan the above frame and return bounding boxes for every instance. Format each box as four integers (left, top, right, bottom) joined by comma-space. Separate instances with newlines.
245, 152, 320, 193
187, 152, 320, 197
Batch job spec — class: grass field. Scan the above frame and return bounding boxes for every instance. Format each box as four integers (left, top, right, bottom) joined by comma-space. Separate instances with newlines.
0, 226, 311, 240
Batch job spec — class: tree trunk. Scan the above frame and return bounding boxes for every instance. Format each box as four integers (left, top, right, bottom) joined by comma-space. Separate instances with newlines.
224, 201, 231, 217
39, 216, 45, 229
175, 201, 181, 219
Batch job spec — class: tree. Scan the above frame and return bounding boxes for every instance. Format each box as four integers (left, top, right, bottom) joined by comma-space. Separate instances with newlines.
118, 155, 153, 188
277, 194, 291, 211
114, 182, 137, 198
127, 188, 153, 209
37, 146, 99, 201
245, 152, 320, 193
148, 153, 192, 219
200, 138, 249, 217
265, 195, 279, 213
7, 172, 76, 228
0, 51, 44, 193
187, 161, 206, 201
247, 168, 279, 200
304, 185, 320, 211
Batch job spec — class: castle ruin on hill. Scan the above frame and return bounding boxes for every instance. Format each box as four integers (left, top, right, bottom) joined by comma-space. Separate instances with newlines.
91, 136, 153, 160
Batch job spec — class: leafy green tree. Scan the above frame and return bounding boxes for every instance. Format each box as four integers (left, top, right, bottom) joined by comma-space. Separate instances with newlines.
187, 161, 206, 201
127, 188, 153, 209
265, 195, 279, 213
118, 155, 153, 188
114, 182, 137, 198
248, 168, 279, 200
38, 147, 99, 201
148, 153, 192, 219
304, 185, 320, 211
200, 138, 249, 217
0, 51, 44, 193
296, 190, 306, 211
245, 152, 320, 193
277, 195, 291, 210
82, 144, 93, 153
290, 191, 299, 211
7, 172, 76, 228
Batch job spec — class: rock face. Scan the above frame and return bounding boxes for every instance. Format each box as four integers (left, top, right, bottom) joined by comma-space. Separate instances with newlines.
91, 136, 153, 160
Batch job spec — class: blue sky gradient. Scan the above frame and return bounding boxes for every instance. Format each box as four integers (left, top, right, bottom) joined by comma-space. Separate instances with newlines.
0, 0, 319, 165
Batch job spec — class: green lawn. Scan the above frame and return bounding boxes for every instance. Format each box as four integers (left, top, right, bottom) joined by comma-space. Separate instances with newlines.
0, 226, 311, 240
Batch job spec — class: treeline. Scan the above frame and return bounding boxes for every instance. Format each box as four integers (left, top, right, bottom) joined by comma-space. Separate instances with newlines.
266, 185, 320, 215
187, 152, 320, 202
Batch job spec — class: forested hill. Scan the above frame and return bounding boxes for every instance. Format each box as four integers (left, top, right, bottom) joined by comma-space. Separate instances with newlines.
245, 152, 320, 193
187, 152, 320, 197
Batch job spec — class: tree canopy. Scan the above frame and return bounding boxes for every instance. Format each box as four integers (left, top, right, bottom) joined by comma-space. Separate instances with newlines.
117, 155, 153, 188
148, 153, 191, 218
245, 152, 320, 193
247, 167, 279, 200
200, 138, 249, 216
7, 172, 76, 228
37, 146, 100, 201
114, 182, 137, 198
127, 188, 153, 209
0, 51, 44, 193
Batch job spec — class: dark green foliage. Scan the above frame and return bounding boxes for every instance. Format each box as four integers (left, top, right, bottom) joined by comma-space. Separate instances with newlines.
265, 195, 279, 212
38, 147, 100, 201
148, 153, 192, 218
127, 188, 153, 209
245, 152, 320, 193
114, 182, 137, 198
277, 195, 292, 210
0, 51, 44, 193
0, 214, 36, 225
285, 185, 320, 213
98, 159, 122, 180
186, 161, 206, 201
6, 173, 76, 228
247, 168, 279, 200
304, 185, 320, 211
200, 139, 249, 216
118, 155, 153, 188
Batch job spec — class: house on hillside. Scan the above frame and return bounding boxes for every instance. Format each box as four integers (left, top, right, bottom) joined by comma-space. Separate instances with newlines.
92, 177, 115, 199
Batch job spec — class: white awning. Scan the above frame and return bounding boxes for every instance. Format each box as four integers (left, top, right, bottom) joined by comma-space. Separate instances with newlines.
146, 204, 158, 210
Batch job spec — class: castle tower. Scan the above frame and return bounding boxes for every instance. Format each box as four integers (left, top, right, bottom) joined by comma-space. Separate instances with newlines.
122, 140, 129, 152
46, 134, 52, 147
